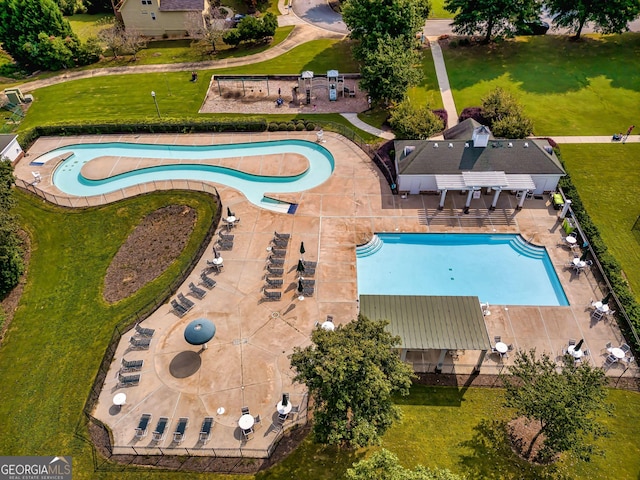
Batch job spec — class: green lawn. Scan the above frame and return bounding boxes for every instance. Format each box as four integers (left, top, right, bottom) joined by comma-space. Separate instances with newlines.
408, 47, 444, 108
559, 144, 640, 299
429, 0, 452, 19
442, 34, 640, 136
66, 13, 113, 41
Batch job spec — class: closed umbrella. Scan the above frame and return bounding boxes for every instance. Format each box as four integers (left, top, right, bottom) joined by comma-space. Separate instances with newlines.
601, 292, 612, 305
298, 279, 304, 293
579, 250, 589, 262
574, 339, 584, 352
300, 241, 306, 257
296, 259, 305, 277
213, 245, 219, 258
227, 206, 232, 218
282, 394, 288, 407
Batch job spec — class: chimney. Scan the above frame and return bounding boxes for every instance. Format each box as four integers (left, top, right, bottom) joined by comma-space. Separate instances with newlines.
472, 125, 491, 148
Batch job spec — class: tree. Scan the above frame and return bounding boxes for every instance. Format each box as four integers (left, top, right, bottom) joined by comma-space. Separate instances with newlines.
347, 449, 464, 480
121, 27, 147, 60
98, 21, 125, 59
342, 0, 430, 59
389, 98, 444, 139
501, 349, 610, 462
359, 36, 423, 104
0, 0, 79, 69
222, 13, 277, 47
481, 87, 533, 138
289, 315, 414, 448
444, 0, 541, 43
546, 0, 640, 39
185, 9, 228, 54
0, 159, 24, 297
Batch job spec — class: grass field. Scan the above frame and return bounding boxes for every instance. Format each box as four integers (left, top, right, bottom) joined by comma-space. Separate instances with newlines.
429, 0, 452, 19
65, 13, 113, 41
559, 144, 640, 299
442, 34, 640, 136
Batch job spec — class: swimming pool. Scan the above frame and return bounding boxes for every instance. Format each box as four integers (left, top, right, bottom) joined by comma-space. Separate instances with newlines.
37, 140, 334, 211
356, 233, 568, 306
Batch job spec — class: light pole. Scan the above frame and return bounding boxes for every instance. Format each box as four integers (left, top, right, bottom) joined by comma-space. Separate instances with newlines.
151, 91, 161, 119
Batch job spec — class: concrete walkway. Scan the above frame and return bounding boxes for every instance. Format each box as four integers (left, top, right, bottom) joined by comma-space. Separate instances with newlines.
340, 113, 395, 140
552, 135, 639, 144
428, 38, 458, 129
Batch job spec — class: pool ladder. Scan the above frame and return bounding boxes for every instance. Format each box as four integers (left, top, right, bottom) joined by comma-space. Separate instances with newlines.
356, 235, 383, 258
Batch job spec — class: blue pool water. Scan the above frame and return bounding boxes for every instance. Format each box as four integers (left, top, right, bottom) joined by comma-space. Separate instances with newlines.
38, 140, 334, 211
356, 233, 568, 306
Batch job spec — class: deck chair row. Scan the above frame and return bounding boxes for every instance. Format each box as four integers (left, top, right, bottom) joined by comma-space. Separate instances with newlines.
136, 415, 214, 444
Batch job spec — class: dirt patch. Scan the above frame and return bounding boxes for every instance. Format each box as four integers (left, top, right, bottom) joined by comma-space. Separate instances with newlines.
103, 205, 197, 303
507, 417, 557, 464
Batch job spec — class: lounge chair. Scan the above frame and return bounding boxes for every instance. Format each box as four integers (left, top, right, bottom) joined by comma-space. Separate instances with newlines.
200, 272, 217, 289
200, 417, 214, 443
170, 299, 188, 317
152, 417, 169, 441
302, 260, 317, 268
604, 354, 618, 368
271, 248, 287, 258
118, 372, 140, 387
267, 265, 284, 277
135, 414, 152, 438
274, 231, 290, 240
302, 268, 315, 277
216, 240, 233, 251
121, 358, 143, 372
301, 279, 315, 287
621, 343, 631, 354
241, 406, 250, 415
173, 417, 188, 444
219, 232, 234, 241
265, 277, 283, 287
263, 289, 282, 301
267, 255, 285, 266
302, 287, 314, 297
206, 259, 223, 272
189, 282, 207, 299
129, 336, 151, 350
134, 322, 155, 337
178, 292, 195, 310
271, 238, 289, 248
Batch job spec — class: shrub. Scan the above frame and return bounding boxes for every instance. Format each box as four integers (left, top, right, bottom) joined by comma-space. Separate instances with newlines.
295, 123, 305, 131
432, 109, 448, 128
305, 123, 316, 131
458, 106, 487, 124
278, 122, 289, 131
286, 123, 295, 131
268, 122, 278, 131
389, 98, 444, 139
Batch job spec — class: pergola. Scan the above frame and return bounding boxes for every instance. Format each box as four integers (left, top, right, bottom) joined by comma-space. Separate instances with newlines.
435, 172, 536, 212
359, 295, 491, 372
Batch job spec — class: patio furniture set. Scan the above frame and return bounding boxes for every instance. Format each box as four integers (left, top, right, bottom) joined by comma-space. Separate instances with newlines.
121, 323, 155, 386
135, 414, 199, 444
603, 342, 634, 369
491, 336, 513, 360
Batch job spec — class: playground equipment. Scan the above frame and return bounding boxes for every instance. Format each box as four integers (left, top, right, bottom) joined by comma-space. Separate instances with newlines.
297, 70, 349, 103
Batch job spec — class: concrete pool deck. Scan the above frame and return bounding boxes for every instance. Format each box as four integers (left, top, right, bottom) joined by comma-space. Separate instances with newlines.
16, 131, 636, 457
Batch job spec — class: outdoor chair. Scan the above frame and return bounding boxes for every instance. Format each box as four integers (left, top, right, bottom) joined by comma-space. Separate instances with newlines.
242, 428, 254, 440
625, 356, 635, 365
508, 344, 514, 351
241, 406, 250, 415
592, 309, 604, 321
152, 417, 169, 441
189, 282, 207, 299
199, 417, 214, 444
267, 266, 284, 277
274, 231, 290, 240
118, 372, 140, 387
263, 289, 282, 301
170, 299, 188, 317
265, 277, 283, 287
215, 239, 233, 250
129, 336, 151, 350
219, 232, 234, 241
271, 248, 287, 258
134, 323, 155, 337
583, 349, 590, 356
301, 268, 315, 277
301, 279, 315, 287
302, 287, 315, 297
326, 315, 334, 323
621, 343, 631, 354
271, 238, 289, 248
291, 405, 299, 414
278, 412, 288, 424
200, 272, 217, 289
302, 260, 317, 268
173, 417, 188, 444
568, 339, 576, 346
178, 293, 195, 310
206, 259, 224, 272
604, 354, 618, 368
253, 414, 262, 429
267, 256, 285, 266
135, 414, 152, 438
121, 358, 143, 372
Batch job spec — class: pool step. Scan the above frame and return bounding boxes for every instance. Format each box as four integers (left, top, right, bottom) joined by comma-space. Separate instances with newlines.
356, 235, 383, 258
509, 237, 546, 260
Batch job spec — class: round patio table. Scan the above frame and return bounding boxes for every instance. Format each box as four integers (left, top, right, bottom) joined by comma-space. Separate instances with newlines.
568, 345, 583, 359
610, 347, 625, 360
212, 257, 224, 266
238, 414, 254, 430
321, 321, 335, 331
277, 401, 292, 415
113, 393, 127, 407
495, 342, 508, 354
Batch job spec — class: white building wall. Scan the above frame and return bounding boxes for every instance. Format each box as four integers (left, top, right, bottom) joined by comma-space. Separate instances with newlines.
1, 137, 23, 162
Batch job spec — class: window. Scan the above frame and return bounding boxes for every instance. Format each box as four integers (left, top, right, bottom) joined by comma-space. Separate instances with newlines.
151, 12, 156, 19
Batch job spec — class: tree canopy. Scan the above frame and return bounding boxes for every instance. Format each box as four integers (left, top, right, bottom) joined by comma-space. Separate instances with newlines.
444, 0, 540, 42
501, 349, 610, 462
342, 0, 430, 58
481, 87, 534, 138
289, 314, 414, 448
346, 449, 464, 480
223, 13, 277, 47
547, 0, 640, 39
0, 159, 24, 297
389, 97, 445, 139
359, 36, 423, 104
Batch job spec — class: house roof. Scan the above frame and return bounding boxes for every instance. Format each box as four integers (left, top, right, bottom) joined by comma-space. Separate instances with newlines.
159, 0, 203, 11
394, 138, 565, 176
359, 295, 491, 351
0, 134, 17, 154
443, 118, 493, 141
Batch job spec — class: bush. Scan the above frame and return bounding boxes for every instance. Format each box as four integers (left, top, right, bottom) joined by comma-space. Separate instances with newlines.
432, 109, 448, 128
389, 98, 444, 139
305, 123, 316, 131
268, 122, 278, 131
481, 87, 533, 138
286, 123, 295, 131
295, 123, 305, 131
458, 106, 487, 124
278, 122, 289, 131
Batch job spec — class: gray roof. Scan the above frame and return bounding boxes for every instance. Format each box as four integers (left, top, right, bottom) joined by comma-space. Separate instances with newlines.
359, 295, 491, 351
0, 134, 17, 154
394, 138, 565, 176
443, 118, 492, 141
159, 0, 203, 11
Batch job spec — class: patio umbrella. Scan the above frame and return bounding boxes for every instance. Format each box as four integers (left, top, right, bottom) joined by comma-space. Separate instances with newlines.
297, 279, 304, 293
574, 339, 584, 352
579, 250, 589, 262
227, 206, 232, 218
300, 241, 306, 257
213, 245, 219, 258
184, 318, 216, 350
296, 259, 305, 277
282, 394, 288, 407
601, 292, 612, 305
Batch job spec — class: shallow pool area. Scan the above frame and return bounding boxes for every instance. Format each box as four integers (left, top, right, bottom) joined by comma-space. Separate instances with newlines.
38, 140, 334, 211
356, 233, 569, 306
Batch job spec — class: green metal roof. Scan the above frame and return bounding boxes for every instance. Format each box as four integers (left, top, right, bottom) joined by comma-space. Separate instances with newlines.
359, 295, 491, 351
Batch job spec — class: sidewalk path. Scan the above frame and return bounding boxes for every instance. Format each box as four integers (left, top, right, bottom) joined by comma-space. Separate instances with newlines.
552, 135, 639, 144
340, 113, 395, 140
428, 38, 458, 128
17, 24, 344, 93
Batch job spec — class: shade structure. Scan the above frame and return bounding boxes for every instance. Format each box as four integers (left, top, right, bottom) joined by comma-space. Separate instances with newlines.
184, 318, 216, 348
296, 259, 305, 276
300, 242, 306, 256
579, 250, 589, 262
601, 292, 612, 305
574, 339, 584, 352
227, 206, 232, 217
